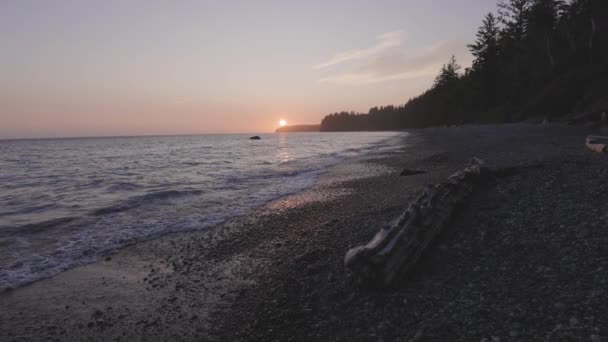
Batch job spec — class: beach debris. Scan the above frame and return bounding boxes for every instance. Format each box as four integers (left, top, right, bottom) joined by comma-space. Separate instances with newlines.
344, 158, 488, 286
400, 168, 427, 176
249, 136, 262, 140
586, 135, 608, 153
567, 110, 606, 125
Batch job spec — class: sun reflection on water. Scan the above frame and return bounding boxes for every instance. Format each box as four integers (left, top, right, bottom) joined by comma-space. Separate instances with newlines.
276, 133, 291, 163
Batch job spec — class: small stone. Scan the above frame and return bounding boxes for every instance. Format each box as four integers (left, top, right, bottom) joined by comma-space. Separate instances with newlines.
570, 317, 579, 327
590, 334, 601, 342
509, 330, 519, 337
554, 302, 566, 310
480, 338, 489, 342
491, 337, 500, 342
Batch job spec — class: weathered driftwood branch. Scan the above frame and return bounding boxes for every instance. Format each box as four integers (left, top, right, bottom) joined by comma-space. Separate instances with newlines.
568, 111, 606, 125
586, 135, 608, 153
344, 158, 488, 287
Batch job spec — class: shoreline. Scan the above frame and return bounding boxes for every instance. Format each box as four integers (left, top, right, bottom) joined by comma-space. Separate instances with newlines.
0, 131, 402, 291
0, 131, 408, 341
2, 124, 607, 341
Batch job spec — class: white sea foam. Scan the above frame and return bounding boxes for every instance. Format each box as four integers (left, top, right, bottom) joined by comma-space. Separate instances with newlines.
0, 132, 404, 289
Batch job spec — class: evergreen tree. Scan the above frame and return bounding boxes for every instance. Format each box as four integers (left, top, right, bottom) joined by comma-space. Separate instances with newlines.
497, 0, 532, 106
527, 0, 563, 68
468, 13, 501, 73
319, 0, 608, 132
498, 0, 531, 43
433, 55, 461, 89
567, 0, 608, 64
468, 13, 501, 107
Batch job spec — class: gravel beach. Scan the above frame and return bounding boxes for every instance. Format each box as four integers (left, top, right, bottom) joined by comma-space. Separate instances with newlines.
1, 124, 607, 341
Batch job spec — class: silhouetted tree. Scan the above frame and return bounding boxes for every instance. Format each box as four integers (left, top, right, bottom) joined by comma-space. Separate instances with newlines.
496, 0, 532, 109
319, 0, 608, 132
433, 55, 461, 89
468, 13, 501, 107
527, 0, 563, 69
498, 0, 531, 43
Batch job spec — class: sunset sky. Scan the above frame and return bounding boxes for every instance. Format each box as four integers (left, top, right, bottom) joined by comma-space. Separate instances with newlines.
1, 0, 497, 139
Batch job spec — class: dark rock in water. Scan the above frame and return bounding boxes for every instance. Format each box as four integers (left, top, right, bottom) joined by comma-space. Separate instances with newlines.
249, 136, 261, 140
400, 168, 426, 176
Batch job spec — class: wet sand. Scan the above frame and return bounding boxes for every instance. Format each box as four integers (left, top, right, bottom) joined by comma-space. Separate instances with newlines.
2, 124, 607, 341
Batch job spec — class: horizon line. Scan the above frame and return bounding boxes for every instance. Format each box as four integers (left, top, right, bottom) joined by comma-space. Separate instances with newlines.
0, 131, 286, 142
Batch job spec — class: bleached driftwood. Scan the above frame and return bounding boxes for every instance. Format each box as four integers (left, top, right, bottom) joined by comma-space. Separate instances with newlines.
586, 135, 608, 153
344, 158, 487, 287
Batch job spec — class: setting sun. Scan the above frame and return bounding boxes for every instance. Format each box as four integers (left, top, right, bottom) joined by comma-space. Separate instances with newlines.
279, 119, 287, 127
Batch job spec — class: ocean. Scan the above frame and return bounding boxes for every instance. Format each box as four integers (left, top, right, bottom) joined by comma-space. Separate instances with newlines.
0, 132, 402, 289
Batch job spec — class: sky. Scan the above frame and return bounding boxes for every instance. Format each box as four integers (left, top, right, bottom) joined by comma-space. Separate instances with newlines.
0, 0, 498, 138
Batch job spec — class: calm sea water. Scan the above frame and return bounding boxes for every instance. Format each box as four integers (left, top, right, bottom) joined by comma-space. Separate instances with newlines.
0, 132, 401, 289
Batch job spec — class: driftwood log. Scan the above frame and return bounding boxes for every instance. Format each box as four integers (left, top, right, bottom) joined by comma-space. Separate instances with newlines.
344, 158, 488, 287
567, 110, 606, 125
586, 135, 608, 153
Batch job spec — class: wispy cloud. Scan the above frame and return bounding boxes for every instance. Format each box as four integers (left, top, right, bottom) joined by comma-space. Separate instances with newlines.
312, 31, 404, 70
318, 66, 439, 85
314, 33, 471, 86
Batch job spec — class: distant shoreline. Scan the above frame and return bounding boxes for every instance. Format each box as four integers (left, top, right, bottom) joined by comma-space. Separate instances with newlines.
275, 124, 321, 133
0, 132, 287, 142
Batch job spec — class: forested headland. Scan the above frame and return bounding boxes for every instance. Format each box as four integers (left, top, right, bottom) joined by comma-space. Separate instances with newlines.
320, 0, 607, 131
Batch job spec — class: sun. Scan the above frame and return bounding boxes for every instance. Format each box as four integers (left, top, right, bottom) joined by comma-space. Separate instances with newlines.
279, 119, 287, 127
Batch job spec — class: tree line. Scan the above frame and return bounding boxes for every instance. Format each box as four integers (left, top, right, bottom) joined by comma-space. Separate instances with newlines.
320, 0, 607, 131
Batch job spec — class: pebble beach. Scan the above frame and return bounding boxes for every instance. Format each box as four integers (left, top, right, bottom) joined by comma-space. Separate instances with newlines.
2, 124, 607, 342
